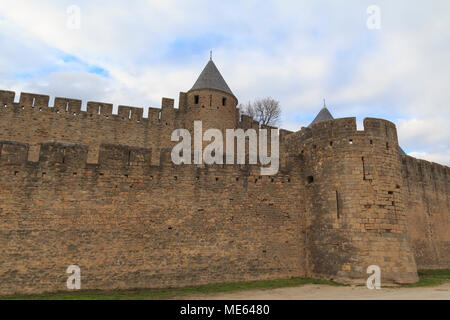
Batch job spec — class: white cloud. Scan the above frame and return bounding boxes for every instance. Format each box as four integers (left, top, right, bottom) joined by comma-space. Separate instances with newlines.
408, 152, 450, 166
397, 118, 449, 165
0, 0, 448, 165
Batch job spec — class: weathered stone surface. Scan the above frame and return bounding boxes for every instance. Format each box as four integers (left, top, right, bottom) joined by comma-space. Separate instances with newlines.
0, 85, 448, 295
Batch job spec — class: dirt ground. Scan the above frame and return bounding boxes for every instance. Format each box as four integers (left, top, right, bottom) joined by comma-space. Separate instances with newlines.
179, 283, 450, 300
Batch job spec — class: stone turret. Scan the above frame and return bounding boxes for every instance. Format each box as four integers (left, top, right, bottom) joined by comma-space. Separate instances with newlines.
308, 105, 334, 128
183, 58, 239, 133
297, 117, 419, 284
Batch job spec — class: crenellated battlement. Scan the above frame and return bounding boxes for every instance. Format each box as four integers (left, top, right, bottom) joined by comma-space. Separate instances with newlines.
1, 89, 277, 131
284, 117, 397, 142
0, 140, 292, 180
0, 89, 180, 125
282, 117, 400, 155
402, 153, 449, 171
0, 140, 155, 169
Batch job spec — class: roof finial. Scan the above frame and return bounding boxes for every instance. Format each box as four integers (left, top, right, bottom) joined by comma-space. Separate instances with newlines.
323, 98, 326, 109
210, 50, 212, 61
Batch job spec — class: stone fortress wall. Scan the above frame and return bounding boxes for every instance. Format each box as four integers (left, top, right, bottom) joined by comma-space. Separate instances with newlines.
401, 156, 449, 269
0, 86, 448, 295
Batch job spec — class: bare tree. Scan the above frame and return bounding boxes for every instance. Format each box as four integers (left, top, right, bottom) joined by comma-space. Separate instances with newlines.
239, 97, 281, 126
238, 101, 255, 119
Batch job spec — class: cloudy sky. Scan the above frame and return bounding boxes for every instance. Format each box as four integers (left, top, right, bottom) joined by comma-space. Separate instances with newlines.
0, 0, 448, 165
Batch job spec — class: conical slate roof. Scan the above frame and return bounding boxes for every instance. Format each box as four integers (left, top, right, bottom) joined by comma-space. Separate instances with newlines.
190, 59, 234, 96
308, 107, 334, 128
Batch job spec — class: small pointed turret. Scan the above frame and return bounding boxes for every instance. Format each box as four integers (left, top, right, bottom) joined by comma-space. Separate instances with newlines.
308, 102, 334, 128
190, 59, 235, 97
185, 56, 239, 132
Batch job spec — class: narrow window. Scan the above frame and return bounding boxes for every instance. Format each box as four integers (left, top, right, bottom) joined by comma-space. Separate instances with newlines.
222, 97, 227, 106
336, 191, 340, 219
307, 176, 314, 184
362, 157, 366, 180
194, 95, 199, 104
209, 95, 212, 106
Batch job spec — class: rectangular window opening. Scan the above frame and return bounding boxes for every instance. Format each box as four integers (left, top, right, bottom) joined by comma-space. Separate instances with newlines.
336, 190, 340, 219
362, 157, 366, 180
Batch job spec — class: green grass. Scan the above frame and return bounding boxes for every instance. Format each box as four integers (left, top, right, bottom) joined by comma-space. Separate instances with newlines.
2, 277, 344, 300
401, 269, 450, 288
2, 269, 449, 300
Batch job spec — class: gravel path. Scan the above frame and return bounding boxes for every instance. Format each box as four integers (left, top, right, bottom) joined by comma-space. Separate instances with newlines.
178, 283, 450, 300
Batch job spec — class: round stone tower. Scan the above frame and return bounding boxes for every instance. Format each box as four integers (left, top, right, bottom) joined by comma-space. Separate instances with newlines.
184, 58, 239, 133
300, 116, 418, 284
